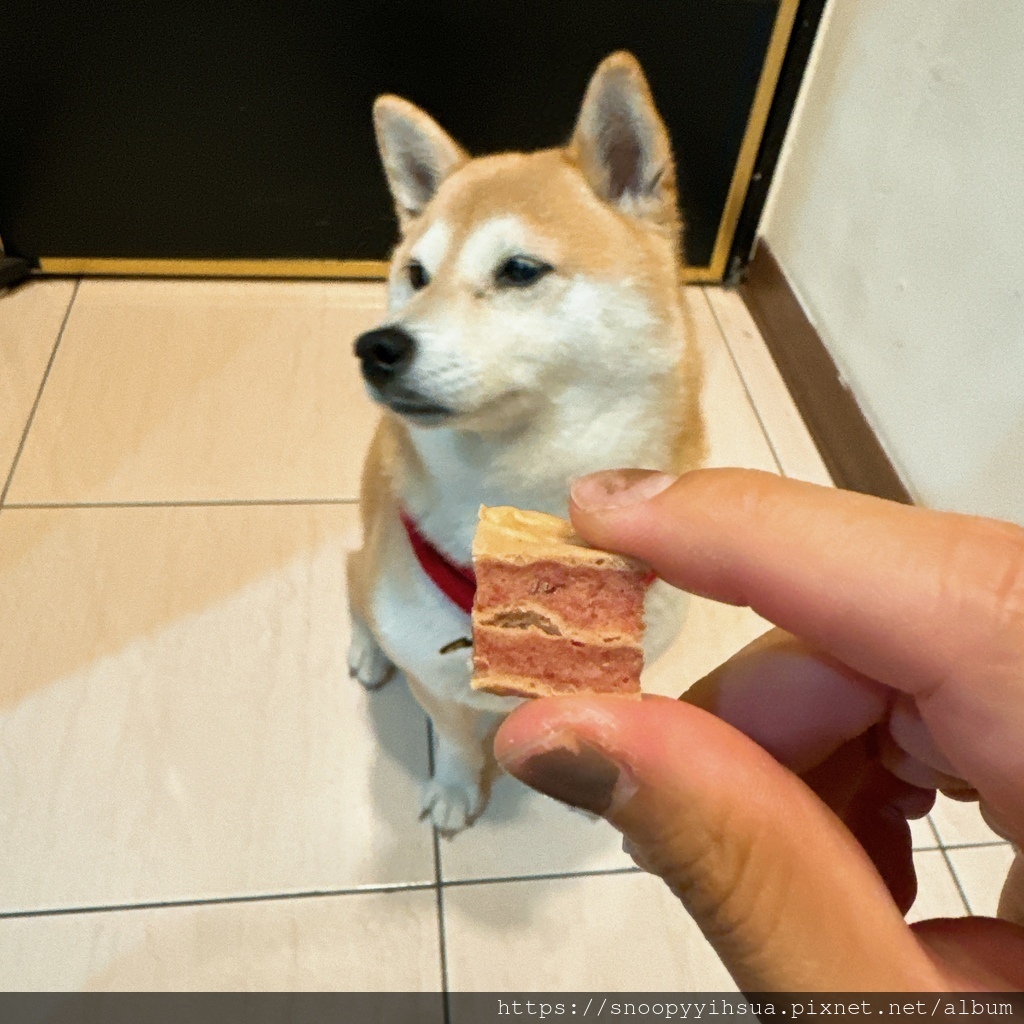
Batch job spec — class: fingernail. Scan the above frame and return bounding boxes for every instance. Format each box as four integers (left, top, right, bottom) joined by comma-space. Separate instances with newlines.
510, 742, 631, 816
570, 469, 676, 511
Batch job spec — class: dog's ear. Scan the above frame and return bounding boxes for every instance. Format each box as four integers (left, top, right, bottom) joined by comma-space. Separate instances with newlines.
373, 96, 468, 229
570, 52, 678, 235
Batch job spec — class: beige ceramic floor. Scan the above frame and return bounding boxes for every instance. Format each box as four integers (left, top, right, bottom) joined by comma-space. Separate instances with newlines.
0, 278, 1014, 991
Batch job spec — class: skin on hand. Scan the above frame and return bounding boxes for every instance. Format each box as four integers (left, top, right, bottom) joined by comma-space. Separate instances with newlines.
494, 468, 1024, 992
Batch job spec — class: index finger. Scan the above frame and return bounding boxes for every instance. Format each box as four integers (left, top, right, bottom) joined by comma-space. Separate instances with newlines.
569, 469, 1024, 821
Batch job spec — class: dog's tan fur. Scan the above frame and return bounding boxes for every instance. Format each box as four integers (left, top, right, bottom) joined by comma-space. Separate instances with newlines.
348, 53, 706, 831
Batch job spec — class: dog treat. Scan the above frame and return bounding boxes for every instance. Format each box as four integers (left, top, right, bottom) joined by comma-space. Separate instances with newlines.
471, 505, 650, 699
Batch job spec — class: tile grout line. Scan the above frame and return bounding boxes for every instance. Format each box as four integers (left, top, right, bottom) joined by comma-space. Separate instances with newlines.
699, 286, 786, 478
929, 839, 1015, 851
937, 845, 974, 916
926, 817, 973, 915
1, 279, 81, 508
434, 837, 452, 1022
443, 865, 642, 889
0, 863, 651, 924
425, 720, 452, 1022
0, 880, 438, 921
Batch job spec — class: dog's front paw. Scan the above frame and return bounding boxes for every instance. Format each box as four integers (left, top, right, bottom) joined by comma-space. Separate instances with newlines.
420, 777, 484, 835
348, 626, 395, 691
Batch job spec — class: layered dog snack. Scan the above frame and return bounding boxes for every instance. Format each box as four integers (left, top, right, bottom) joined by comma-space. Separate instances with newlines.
471, 505, 650, 699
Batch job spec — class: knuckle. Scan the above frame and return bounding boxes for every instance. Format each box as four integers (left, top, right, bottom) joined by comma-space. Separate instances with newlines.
936, 519, 1024, 654
646, 810, 787, 952
987, 526, 1024, 632
967, 520, 1024, 637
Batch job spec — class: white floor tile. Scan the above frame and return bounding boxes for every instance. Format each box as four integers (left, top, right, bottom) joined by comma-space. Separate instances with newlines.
0, 889, 442, 991
906, 850, 968, 923
685, 289, 780, 476
0, 279, 76, 491
0, 505, 435, 912
946, 845, 1016, 917
929, 793, 1007, 847
642, 593, 772, 700
443, 871, 736, 994
7, 279, 384, 504
911, 814, 939, 850
702, 288, 832, 487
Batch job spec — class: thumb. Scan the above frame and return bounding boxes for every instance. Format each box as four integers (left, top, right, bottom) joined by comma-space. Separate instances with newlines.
495, 695, 942, 992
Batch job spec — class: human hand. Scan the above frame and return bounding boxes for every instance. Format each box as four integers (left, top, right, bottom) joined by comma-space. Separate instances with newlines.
494, 468, 1024, 991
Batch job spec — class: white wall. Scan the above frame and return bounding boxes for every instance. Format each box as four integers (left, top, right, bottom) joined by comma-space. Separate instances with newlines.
760, 0, 1024, 523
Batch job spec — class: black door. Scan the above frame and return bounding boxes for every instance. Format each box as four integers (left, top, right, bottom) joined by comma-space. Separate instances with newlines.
0, 0, 801, 282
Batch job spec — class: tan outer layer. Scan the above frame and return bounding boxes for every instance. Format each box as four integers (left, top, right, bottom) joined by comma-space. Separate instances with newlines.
471, 672, 642, 701
473, 506, 648, 571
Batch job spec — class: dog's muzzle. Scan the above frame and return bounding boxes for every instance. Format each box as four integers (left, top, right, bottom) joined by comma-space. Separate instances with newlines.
353, 325, 453, 422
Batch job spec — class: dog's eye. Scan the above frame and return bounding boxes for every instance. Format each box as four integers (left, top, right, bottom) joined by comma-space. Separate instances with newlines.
407, 261, 429, 290
495, 256, 553, 288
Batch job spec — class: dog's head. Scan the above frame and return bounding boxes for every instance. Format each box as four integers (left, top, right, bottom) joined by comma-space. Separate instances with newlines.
355, 52, 683, 431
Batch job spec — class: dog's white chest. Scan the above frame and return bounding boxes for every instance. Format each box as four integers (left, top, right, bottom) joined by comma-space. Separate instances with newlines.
368, 530, 518, 714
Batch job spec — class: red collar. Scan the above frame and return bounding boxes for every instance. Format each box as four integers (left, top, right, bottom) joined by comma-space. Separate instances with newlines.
400, 511, 476, 615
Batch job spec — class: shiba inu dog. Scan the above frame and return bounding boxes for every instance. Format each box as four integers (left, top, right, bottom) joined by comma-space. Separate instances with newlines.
348, 52, 706, 832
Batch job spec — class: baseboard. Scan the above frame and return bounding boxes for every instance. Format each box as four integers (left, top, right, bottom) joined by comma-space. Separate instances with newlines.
738, 241, 913, 504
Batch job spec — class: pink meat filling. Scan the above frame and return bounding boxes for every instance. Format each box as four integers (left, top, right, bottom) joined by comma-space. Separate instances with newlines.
474, 559, 646, 635
474, 628, 642, 694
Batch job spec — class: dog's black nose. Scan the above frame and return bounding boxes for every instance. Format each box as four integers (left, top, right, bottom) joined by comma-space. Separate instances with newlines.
354, 326, 416, 387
